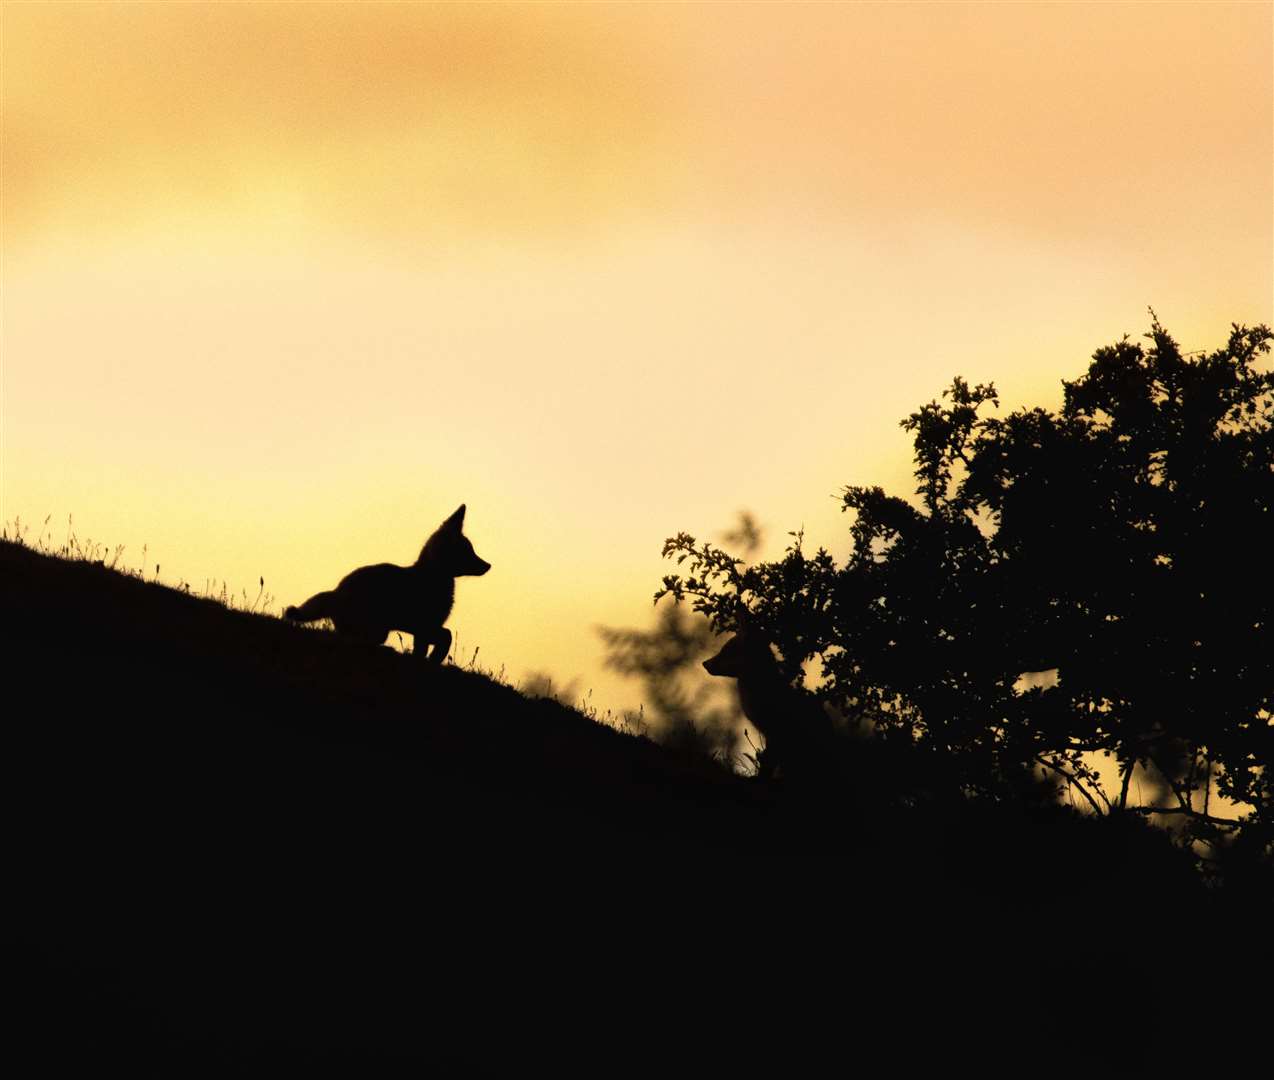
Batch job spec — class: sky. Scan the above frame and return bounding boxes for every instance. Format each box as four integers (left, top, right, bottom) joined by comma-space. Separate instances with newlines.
3, 1, 1271, 716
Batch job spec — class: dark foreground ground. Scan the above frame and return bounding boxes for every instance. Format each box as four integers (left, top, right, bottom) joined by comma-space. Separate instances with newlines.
5, 541, 1268, 1067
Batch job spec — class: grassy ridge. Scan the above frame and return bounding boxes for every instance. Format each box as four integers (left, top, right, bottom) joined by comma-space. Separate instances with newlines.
4, 539, 1247, 1065
3, 537, 772, 837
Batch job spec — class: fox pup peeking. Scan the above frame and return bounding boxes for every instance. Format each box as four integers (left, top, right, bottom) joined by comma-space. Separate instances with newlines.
284, 504, 491, 664
703, 623, 834, 780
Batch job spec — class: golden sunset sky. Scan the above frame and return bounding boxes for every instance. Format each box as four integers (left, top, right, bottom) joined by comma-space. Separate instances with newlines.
3, 1, 1271, 713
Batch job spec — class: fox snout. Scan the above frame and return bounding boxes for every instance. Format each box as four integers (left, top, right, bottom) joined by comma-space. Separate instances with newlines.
704, 632, 774, 678
703, 638, 743, 677
470, 557, 492, 576
703, 653, 729, 676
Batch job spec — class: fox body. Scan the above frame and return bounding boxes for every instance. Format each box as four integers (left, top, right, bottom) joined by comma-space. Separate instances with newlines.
703, 628, 832, 778
284, 504, 490, 663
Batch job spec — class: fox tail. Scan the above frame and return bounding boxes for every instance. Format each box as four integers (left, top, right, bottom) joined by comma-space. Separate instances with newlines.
284, 590, 337, 623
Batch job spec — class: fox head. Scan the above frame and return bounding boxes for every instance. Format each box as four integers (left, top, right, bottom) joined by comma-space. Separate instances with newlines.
418, 504, 492, 577
702, 627, 777, 679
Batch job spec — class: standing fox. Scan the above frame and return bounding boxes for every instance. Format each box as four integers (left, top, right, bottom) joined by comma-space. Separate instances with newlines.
284, 504, 490, 664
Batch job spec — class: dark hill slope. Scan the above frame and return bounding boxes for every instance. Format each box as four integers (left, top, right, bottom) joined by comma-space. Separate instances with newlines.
3, 540, 1230, 1065
3, 538, 786, 849
7, 540, 872, 1064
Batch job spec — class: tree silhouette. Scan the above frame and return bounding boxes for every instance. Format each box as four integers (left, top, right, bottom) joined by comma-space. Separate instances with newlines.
657, 318, 1273, 874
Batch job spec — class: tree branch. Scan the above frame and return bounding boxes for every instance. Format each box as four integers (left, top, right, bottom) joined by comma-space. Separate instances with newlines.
1123, 805, 1242, 829
1146, 751, 1196, 813
1118, 759, 1134, 811
1035, 755, 1109, 816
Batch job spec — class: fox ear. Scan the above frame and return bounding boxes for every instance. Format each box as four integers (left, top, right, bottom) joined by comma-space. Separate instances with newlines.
443, 504, 466, 532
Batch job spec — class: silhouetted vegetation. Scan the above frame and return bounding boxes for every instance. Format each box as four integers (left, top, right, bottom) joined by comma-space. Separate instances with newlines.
658, 318, 1273, 886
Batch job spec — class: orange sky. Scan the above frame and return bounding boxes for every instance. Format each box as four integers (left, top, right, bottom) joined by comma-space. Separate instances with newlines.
3, 1, 1271, 714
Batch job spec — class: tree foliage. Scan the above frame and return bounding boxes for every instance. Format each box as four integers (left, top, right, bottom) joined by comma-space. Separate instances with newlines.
657, 319, 1273, 867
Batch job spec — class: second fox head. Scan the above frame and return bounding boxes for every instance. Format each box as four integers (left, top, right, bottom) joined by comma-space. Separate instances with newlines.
702, 628, 776, 679
419, 504, 492, 577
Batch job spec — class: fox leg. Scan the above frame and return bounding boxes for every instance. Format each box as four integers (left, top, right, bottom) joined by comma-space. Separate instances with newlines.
414, 626, 452, 665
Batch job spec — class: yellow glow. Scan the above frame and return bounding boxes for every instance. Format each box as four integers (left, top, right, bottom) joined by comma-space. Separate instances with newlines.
4, 2, 1271, 712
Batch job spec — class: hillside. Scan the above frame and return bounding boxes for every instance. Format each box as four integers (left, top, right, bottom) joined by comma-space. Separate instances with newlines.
4, 539, 1256, 1065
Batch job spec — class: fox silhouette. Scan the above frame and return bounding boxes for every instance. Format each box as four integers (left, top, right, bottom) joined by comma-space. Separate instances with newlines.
703, 626, 833, 779
284, 504, 490, 664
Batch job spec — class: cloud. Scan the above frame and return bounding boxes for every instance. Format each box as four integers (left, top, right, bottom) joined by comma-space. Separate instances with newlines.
2, 4, 675, 245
